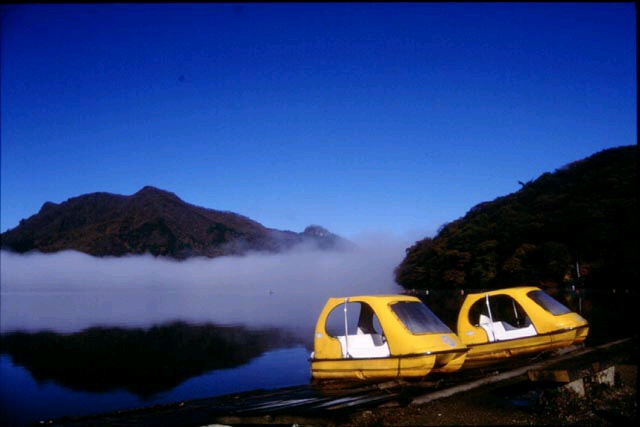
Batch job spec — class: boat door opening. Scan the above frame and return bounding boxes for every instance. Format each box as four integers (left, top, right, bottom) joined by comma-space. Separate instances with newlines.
324, 299, 391, 358
471, 293, 538, 341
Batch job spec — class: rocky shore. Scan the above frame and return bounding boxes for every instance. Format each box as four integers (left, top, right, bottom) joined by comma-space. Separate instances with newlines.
341, 364, 636, 426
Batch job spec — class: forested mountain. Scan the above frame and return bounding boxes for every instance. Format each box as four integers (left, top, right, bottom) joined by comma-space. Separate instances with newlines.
395, 145, 637, 293
0, 186, 350, 259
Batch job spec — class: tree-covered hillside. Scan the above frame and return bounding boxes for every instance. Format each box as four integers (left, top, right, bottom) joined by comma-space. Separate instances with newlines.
395, 145, 637, 293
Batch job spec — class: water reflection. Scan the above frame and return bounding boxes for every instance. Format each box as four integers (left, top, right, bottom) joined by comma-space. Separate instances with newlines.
0, 321, 302, 397
0, 243, 408, 424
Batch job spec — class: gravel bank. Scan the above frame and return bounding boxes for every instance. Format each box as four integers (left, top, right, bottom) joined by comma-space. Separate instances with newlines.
339, 364, 636, 426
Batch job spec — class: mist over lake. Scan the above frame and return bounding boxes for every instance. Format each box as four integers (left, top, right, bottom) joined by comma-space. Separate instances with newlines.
0, 233, 410, 425
0, 233, 407, 334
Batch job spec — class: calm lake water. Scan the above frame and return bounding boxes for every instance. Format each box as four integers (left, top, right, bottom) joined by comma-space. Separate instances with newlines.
0, 290, 320, 426
0, 347, 311, 426
0, 247, 408, 426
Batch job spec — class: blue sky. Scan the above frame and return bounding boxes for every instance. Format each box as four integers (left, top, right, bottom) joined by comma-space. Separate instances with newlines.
1, 3, 636, 239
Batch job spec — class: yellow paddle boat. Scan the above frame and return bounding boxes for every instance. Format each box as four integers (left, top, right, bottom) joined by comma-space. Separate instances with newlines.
310, 295, 468, 380
456, 286, 589, 368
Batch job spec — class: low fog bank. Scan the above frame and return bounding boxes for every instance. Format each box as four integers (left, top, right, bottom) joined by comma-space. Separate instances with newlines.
0, 232, 415, 335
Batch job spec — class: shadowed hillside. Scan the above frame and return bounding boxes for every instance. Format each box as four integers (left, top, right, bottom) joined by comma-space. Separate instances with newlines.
0, 186, 351, 259
394, 145, 637, 335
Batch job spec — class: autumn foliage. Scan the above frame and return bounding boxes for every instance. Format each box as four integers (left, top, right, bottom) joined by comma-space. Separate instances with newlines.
395, 145, 637, 294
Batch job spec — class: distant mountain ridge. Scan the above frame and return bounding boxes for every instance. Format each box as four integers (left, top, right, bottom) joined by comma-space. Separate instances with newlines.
0, 186, 351, 259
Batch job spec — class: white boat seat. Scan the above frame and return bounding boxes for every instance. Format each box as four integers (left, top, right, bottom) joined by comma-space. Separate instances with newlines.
478, 314, 536, 342
337, 334, 391, 358
479, 314, 496, 341
492, 321, 536, 340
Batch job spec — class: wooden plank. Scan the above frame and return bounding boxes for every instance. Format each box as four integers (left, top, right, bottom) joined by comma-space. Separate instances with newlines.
527, 369, 572, 383
213, 414, 343, 426
411, 337, 633, 406
527, 362, 604, 383
316, 393, 399, 410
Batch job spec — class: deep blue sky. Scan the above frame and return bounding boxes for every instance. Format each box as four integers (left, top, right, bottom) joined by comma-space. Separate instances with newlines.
1, 3, 636, 239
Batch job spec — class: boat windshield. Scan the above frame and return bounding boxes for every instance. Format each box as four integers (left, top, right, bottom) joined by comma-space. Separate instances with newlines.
390, 301, 453, 334
527, 290, 572, 315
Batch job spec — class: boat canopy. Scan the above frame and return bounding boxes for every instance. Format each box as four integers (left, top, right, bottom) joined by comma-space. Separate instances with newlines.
456, 286, 589, 367
311, 295, 468, 380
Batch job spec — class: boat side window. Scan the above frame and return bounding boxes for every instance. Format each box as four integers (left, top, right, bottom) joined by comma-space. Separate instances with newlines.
490, 295, 531, 328
390, 301, 452, 334
468, 299, 489, 326
468, 295, 531, 329
325, 302, 383, 337
324, 302, 390, 358
527, 290, 572, 315
356, 303, 383, 335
